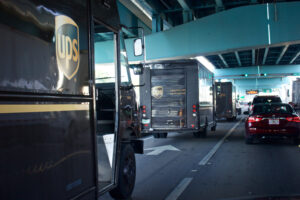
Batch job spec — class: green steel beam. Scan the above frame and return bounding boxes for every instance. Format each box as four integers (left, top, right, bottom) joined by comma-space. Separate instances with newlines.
126, 2, 300, 62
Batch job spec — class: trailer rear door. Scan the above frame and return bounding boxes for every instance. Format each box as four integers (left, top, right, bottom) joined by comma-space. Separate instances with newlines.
151, 69, 186, 129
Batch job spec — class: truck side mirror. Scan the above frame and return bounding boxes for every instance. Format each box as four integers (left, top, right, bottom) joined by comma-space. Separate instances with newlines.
134, 38, 143, 56
130, 64, 144, 75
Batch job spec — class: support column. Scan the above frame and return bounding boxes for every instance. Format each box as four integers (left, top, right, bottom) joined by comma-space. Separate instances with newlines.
152, 14, 163, 33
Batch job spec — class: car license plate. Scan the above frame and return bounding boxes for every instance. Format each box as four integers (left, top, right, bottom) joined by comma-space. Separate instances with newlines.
142, 119, 150, 124
269, 119, 279, 125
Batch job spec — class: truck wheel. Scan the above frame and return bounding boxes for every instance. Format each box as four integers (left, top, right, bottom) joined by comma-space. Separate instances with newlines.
211, 125, 216, 131
160, 132, 168, 138
153, 133, 160, 138
193, 132, 200, 138
109, 144, 136, 199
199, 127, 207, 138
293, 137, 299, 145
245, 136, 253, 144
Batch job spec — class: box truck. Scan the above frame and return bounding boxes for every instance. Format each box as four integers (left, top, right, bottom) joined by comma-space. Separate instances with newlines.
215, 82, 238, 121
139, 60, 216, 138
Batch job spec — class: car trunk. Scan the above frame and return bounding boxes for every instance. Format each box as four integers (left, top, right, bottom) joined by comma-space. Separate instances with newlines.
249, 113, 299, 134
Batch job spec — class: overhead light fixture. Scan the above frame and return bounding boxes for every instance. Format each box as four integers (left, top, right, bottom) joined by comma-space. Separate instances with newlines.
131, 0, 152, 21
195, 56, 215, 73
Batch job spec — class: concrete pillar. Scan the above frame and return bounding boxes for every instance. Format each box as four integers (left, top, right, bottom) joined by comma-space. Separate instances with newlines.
182, 10, 192, 23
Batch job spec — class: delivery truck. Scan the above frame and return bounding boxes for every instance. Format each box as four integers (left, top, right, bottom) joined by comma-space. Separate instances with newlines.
292, 79, 300, 111
0, 0, 143, 199
139, 60, 217, 138
215, 82, 238, 121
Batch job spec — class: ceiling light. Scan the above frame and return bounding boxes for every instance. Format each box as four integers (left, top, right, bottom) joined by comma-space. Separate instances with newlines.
195, 56, 215, 73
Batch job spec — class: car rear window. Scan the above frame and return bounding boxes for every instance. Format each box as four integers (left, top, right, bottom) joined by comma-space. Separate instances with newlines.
253, 97, 282, 104
253, 104, 293, 114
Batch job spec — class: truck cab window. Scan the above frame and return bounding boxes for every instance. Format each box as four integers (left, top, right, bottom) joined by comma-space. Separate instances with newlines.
120, 31, 132, 85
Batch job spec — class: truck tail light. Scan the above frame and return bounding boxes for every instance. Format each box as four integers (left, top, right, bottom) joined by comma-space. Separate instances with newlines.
286, 116, 300, 122
142, 105, 146, 113
248, 116, 262, 122
192, 105, 196, 113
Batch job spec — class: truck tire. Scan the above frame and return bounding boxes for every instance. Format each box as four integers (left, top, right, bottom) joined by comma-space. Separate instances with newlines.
153, 133, 160, 138
194, 127, 207, 138
193, 132, 200, 137
109, 144, 136, 199
199, 127, 207, 138
293, 137, 299, 145
245, 136, 253, 144
159, 132, 168, 138
211, 125, 216, 131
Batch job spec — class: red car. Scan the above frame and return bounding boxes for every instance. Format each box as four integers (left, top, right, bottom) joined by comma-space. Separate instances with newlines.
245, 103, 300, 144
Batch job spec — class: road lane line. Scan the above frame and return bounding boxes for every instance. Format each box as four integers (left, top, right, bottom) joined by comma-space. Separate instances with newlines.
165, 178, 193, 200
142, 136, 153, 141
198, 118, 242, 166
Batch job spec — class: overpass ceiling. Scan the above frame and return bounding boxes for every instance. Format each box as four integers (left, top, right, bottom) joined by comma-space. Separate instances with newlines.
136, 0, 300, 27
206, 44, 300, 69
126, 1, 300, 70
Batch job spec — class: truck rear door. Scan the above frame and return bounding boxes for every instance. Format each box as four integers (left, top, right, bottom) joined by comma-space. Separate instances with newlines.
151, 69, 186, 129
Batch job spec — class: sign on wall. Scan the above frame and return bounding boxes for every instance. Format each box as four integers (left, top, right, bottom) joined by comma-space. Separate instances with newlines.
246, 90, 258, 94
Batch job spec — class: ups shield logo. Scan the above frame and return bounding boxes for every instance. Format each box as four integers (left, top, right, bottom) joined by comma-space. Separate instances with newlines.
55, 15, 80, 80
152, 86, 163, 99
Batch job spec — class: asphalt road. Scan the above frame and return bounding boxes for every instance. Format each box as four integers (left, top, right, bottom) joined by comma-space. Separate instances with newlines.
100, 116, 300, 200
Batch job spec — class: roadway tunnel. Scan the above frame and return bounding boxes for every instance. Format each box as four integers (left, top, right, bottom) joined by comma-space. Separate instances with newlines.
1, 0, 300, 200
103, 0, 300, 199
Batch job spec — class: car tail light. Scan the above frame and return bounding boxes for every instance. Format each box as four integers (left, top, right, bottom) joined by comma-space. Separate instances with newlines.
286, 116, 300, 122
248, 116, 262, 122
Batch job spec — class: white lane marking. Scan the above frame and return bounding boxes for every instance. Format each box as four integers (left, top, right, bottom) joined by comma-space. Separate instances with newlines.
199, 119, 242, 166
145, 145, 180, 156
268, 24, 271, 45
165, 178, 193, 200
142, 136, 153, 141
